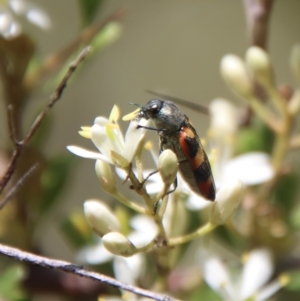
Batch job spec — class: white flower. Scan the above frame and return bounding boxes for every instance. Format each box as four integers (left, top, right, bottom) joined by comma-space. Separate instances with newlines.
198, 248, 286, 301
206, 99, 238, 188
67, 105, 150, 168
210, 179, 243, 225
78, 241, 146, 301
77, 214, 158, 300
0, 0, 51, 38
209, 98, 238, 140
221, 152, 274, 186
205, 98, 275, 192
116, 164, 211, 211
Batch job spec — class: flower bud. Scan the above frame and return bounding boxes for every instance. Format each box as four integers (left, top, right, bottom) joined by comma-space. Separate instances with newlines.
210, 180, 243, 225
158, 149, 178, 186
95, 160, 117, 194
102, 232, 137, 257
246, 46, 274, 87
209, 98, 238, 138
288, 90, 300, 115
93, 22, 122, 50
220, 54, 253, 99
290, 44, 300, 83
84, 199, 120, 237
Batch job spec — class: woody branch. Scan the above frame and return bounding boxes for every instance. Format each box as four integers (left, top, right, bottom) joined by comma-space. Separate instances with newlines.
0, 46, 92, 195
0, 242, 180, 301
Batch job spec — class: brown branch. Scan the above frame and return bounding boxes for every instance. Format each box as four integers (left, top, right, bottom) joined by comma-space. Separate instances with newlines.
241, 0, 275, 125
289, 134, 300, 150
0, 163, 38, 210
0, 46, 92, 194
242, 0, 274, 49
0, 243, 180, 301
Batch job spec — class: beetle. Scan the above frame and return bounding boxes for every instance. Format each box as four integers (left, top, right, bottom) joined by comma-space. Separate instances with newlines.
135, 99, 216, 201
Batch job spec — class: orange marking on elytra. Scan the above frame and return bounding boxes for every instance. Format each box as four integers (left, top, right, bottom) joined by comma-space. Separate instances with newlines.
198, 181, 211, 199
179, 129, 190, 156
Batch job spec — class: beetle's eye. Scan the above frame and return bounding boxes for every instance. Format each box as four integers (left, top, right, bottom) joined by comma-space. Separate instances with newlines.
150, 104, 158, 112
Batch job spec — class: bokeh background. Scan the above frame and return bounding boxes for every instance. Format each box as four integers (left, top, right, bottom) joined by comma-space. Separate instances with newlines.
1, 1, 300, 300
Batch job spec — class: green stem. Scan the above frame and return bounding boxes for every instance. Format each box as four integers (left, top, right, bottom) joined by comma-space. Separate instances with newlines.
134, 240, 156, 253
271, 127, 290, 171
267, 85, 288, 117
168, 222, 216, 247
248, 96, 281, 133
113, 191, 148, 214
135, 137, 145, 182
127, 166, 154, 212
158, 195, 169, 218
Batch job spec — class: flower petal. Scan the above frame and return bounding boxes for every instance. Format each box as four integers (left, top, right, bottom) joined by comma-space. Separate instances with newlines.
113, 256, 136, 285
76, 240, 113, 264
210, 179, 243, 225
26, 7, 51, 29
130, 215, 157, 232
185, 192, 212, 211
222, 152, 274, 185
123, 119, 149, 162
198, 252, 235, 300
0, 11, 13, 32
209, 98, 238, 137
255, 275, 288, 301
67, 145, 111, 162
9, 0, 27, 14
123, 254, 145, 281
239, 248, 273, 300
91, 123, 117, 159
94, 116, 110, 126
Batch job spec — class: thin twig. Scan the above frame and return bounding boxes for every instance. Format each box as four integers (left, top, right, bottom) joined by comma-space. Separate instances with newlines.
0, 46, 92, 194
0, 243, 180, 301
242, 0, 274, 49
242, 0, 274, 124
7, 104, 18, 144
0, 164, 38, 210
24, 46, 92, 144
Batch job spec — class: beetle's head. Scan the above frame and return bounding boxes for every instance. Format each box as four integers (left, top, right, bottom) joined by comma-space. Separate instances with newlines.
123, 99, 164, 121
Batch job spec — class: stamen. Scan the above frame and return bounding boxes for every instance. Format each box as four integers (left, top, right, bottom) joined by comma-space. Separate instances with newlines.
109, 105, 120, 122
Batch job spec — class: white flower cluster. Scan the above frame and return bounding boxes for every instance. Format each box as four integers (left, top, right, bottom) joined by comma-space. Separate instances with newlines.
0, 0, 51, 38
67, 96, 281, 299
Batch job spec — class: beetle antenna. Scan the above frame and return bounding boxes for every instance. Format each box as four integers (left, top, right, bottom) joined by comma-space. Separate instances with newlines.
145, 90, 209, 115
128, 102, 142, 108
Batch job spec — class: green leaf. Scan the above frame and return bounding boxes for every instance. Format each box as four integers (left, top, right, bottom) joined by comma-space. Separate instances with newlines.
290, 205, 300, 228
188, 283, 221, 301
39, 154, 75, 215
285, 271, 300, 291
235, 119, 274, 155
274, 172, 300, 213
0, 265, 27, 301
77, 0, 103, 27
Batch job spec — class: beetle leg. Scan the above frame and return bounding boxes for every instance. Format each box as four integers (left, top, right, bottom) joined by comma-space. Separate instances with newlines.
139, 169, 159, 187
165, 177, 177, 195
137, 125, 165, 132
